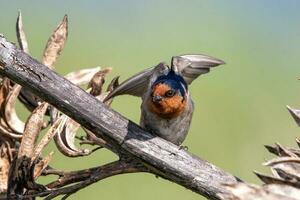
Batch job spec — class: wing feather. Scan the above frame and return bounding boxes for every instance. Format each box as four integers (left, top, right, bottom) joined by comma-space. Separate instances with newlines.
104, 54, 224, 101
104, 63, 168, 101
172, 54, 225, 84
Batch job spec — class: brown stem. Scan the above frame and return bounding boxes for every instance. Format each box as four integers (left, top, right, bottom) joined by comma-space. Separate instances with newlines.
17, 160, 147, 200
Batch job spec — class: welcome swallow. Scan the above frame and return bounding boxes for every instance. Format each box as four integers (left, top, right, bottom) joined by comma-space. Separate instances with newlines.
105, 54, 224, 145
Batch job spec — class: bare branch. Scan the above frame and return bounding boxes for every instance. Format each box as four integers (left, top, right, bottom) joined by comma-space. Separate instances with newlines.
44, 159, 147, 199
0, 35, 239, 200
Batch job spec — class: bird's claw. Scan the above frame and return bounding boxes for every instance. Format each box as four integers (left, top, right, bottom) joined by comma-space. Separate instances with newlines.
179, 145, 188, 151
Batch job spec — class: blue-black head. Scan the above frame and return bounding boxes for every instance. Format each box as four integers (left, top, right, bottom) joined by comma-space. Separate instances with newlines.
151, 69, 188, 98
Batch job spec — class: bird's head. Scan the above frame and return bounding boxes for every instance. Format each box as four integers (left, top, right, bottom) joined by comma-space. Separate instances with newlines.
148, 69, 188, 119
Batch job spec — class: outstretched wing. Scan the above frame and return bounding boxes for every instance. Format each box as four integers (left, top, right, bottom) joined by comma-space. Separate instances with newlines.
172, 54, 225, 84
104, 54, 224, 101
103, 62, 168, 101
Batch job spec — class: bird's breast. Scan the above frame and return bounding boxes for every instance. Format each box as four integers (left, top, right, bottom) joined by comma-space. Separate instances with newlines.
140, 96, 194, 145
148, 95, 187, 119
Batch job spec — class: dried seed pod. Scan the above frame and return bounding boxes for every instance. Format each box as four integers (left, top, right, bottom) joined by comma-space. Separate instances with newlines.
33, 152, 53, 179
32, 117, 63, 161
273, 168, 300, 183
0, 78, 21, 139
101, 76, 119, 106
287, 105, 300, 127
16, 10, 29, 53
264, 184, 300, 199
225, 183, 298, 200
106, 76, 119, 92
52, 69, 117, 157
7, 103, 48, 196
0, 125, 22, 139
53, 115, 91, 157
64, 66, 101, 85
17, 102, 48, 159
0, 78, 10, 111
265, 144, 300, 157
88, 68, 112, 96
0, 143, 12, 193
4, 84, 24, 134
42, 15, 68, 69
254, 171, 289, 185
264, 157, 300, 167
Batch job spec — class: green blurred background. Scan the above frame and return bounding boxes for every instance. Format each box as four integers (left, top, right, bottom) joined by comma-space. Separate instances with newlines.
1, 0, 300, 199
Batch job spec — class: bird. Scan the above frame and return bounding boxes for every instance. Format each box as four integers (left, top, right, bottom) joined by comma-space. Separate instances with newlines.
104, 54, 224, 145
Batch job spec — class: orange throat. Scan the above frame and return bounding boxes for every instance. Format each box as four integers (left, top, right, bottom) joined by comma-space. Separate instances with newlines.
148, 96, 187, 119
149, 83, 187, 119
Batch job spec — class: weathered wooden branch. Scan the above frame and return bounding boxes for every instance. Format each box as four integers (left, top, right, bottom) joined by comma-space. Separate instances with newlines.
0, 35, 239, 199
1, 12, 298, 200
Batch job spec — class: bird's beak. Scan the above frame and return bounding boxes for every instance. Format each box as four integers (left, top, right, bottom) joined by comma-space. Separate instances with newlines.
152, 95, 163, 103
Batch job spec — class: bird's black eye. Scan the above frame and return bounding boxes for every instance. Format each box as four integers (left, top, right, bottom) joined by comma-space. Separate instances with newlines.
165, 90, 176, 97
